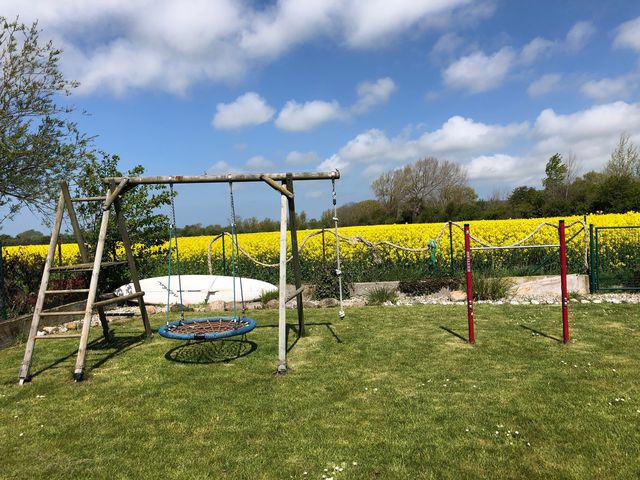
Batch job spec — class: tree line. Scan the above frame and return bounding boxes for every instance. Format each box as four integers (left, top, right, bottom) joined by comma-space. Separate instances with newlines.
331, 134, 640, 227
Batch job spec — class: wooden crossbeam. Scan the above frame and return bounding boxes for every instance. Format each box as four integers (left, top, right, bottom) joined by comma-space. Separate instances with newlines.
103, 170, 340, 185
93, 292, 144, 308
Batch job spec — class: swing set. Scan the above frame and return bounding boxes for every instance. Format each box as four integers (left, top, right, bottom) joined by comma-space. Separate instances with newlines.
112, 170, 344, 374
18, 170, 341, 383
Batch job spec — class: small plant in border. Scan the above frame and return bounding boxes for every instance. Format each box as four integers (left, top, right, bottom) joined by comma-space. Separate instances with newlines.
473, 275, 513, 301
366, 286, 399, 305
259, 289, 279, 305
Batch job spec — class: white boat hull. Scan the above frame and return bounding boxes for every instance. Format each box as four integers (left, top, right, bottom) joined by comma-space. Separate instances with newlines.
115, 274, 276, 305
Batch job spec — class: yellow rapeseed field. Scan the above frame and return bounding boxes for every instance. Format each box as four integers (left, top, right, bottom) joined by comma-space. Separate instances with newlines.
4, 212, 639, 266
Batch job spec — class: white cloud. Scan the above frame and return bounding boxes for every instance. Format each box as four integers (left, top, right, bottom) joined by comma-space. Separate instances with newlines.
443, 47, 515, 93
275, 100, 343, 131
431, 32, 464, 61
441, 21, 594, 95
564, 21, 595, 52
581, 76, 635, 101
245, 155, 275, 170
318, 154, 349, 172
362, 164, 388, 178
520, 37, 555, 64
533, 101, 640, 170
341, 0, 475, 48
318, 102, 640, 185
286, 151, 319, 165
528, 74, 563, 97
239, 1, 338, 59
614, 16, 640, 53
317, 115, 528, 173
534, 102, 640, 141
420, 116, 528, 153
466, 154, 522, 181
352, 77, 397, 114
207, 160, 233, 174
4, 0, 486, 95
212, 92, 275, 130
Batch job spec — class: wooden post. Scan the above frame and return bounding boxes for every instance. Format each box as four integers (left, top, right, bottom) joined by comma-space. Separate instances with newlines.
60, 180, 90, 262
18, 193, 66, 384
73, 207, 110, 381
464, 224, 475, 344
97, 306, 112, 341
285, 175, 304, 337
559, 220, 570, 344
277, 192, 288, 374
113, 193, 152, 338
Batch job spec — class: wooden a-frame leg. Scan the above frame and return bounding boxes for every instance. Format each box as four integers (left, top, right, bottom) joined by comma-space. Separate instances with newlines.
114, 196, 152, 337
97, 306, 113, 342
73, 207, 110, 382
60, 180, 90, 263
285, 176, 305, 337
18, 193, 66, 384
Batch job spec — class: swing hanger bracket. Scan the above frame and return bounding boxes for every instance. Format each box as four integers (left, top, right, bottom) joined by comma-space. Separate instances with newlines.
260, 175, 294, 198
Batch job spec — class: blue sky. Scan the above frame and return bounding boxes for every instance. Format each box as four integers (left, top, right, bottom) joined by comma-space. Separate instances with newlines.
3, 0, 640, 234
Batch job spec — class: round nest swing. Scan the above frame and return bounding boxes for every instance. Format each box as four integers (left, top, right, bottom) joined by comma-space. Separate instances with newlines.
158, 316, 257, 341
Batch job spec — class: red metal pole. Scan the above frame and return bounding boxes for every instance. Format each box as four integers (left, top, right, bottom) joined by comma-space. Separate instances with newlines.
559, 220, 569, 344
464, 224, 475, 344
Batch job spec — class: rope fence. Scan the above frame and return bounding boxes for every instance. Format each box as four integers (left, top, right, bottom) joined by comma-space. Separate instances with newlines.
206, 219, 589, 273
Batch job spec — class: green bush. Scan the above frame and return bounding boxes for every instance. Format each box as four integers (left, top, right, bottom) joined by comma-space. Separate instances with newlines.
473, 276, 513, 301
366, 286, 399, 305
310, 264, 350, 300
259, 289, 279, 305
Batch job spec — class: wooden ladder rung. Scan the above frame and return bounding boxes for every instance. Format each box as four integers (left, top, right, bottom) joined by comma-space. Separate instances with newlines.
40, 311, 86, 317
50, 261, 127, 272
71, 196, 107, 202
45, 289, 90, 295
35, 334, 82, 340
93, 292, 144, 308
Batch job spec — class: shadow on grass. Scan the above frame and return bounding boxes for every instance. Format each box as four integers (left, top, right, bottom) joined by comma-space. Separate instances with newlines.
258, 322, 342, 353
519, 325, 561, 343
439, 326, 469, 343
29, 331, 147, 381
164, 338, 257, 364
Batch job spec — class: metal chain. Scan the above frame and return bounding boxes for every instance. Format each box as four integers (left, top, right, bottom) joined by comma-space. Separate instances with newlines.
168, 184, 185, 323
228, 181, 245, 320
332, 177, 345, 319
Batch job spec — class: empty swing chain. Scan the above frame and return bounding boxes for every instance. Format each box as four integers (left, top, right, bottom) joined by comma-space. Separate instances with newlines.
169, 183, 185, 323
228, 182, 246, 320
332, 177, 345, 319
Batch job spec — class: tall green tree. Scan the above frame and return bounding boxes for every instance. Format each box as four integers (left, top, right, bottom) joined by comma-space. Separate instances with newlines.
0, 17, 89, 222
605, 133, 640, 178
74, 153, 172, 288
542, 153, 568, 192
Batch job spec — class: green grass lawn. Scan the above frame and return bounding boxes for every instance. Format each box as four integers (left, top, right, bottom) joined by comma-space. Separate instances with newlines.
0, 304, 639, 479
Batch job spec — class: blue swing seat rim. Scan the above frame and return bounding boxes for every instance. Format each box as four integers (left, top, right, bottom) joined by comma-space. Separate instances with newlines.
158, 316, 257, 341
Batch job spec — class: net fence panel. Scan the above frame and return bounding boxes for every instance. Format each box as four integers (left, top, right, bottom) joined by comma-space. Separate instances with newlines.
593, 226, 640, 292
